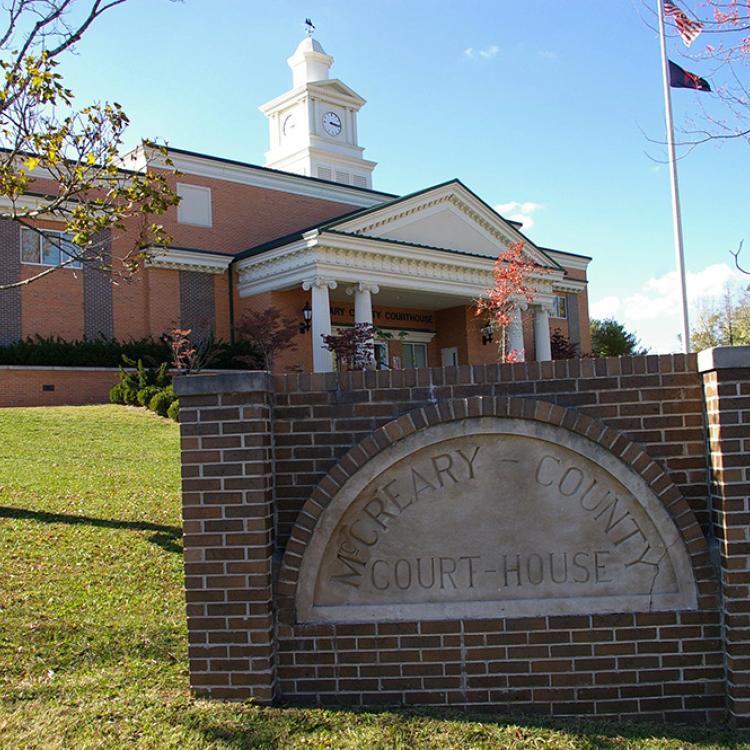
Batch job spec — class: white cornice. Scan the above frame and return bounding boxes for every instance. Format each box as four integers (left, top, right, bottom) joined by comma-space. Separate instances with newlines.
146, 247, 231, 274
235, 233, 565, 300
553, 278, 587, 294
126, 146, 392, 208
260, 79, 365, 114
0, 193, 83, 219
544, 249, 591, 272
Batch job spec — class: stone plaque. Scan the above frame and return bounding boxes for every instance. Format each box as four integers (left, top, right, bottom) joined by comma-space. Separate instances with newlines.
295, 418, 698, 623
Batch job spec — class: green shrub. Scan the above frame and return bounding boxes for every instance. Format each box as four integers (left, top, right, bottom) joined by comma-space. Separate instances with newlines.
137, 385, 162, 407
120, 382, 139, 406
167, 399, 179, 422
149, 387, 175, 418
109, 383, 126, 405
0, 335, 172, 367
0, 334, 262, 369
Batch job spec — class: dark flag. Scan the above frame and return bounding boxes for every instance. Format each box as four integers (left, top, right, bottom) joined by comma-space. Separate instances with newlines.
668, 60, 711, 92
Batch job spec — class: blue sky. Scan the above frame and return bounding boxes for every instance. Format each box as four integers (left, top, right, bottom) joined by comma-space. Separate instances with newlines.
58, 0, 749, 352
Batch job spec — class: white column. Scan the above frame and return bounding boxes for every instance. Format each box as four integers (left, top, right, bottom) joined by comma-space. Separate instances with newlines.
302, 276, 337, 372
347, 281, 380, 325
534, 305, 552, 362
507, 306, 526, 362
347, 282, 380, 367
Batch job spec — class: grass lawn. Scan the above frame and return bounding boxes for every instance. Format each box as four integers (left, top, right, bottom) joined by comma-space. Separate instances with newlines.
0, 405, 746, 749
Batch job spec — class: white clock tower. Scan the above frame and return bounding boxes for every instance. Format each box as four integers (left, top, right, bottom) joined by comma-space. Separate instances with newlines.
260, 36, 376, 189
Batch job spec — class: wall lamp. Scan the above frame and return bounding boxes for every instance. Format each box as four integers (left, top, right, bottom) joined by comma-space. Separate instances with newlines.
300, 301, 312, 333
481, 320, 494, 346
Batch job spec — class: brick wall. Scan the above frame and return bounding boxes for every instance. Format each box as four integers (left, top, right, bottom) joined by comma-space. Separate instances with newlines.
175, 353, 738, 723
83, 231, 113, 339
271, 355, 710, 546
179, 372, 277, 701
0, 219, 21, 345
700, 347, 750, 729
0, 366, 121, 407
180, 270, 216, 338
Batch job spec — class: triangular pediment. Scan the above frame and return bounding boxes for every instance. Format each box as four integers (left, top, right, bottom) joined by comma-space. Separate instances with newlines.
308, 79, 365, 106
326, 181, 560, 269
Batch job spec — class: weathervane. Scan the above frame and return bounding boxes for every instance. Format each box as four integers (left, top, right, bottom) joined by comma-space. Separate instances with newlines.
304, 18, 315, 37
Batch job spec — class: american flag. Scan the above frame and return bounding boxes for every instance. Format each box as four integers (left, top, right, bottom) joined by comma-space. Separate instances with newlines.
664, 1, 704, 47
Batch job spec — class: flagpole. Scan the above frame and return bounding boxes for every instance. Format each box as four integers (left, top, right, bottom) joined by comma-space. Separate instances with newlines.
657, 0, 691, 353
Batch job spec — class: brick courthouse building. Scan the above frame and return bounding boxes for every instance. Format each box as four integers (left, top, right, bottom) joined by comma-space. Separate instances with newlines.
0, 35, 591, 372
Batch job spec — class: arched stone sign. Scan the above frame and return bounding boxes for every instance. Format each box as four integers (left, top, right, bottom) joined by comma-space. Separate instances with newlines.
291, 407, 699, 624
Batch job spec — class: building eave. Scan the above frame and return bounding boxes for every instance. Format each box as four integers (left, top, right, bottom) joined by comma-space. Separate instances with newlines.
146, 246, 232, 274
125, 145, 396, 208
234, 231, 568, 301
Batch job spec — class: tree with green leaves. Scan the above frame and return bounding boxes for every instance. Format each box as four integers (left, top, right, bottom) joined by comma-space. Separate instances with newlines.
690, 284, 750, 350
590, 318, 647, 357
0, 0, 179, 291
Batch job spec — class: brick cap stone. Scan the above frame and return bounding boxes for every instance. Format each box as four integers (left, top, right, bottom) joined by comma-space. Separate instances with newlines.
697, 345, 750, 372
174, 370, 272, 396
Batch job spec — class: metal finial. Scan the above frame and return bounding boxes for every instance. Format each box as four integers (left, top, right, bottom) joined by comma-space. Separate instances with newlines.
304, 18, 315, 37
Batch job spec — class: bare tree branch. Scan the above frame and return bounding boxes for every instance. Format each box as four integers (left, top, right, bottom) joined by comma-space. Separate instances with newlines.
730, 239, 749, 275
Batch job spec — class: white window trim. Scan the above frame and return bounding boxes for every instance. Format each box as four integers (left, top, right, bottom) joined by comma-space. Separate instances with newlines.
176, 183, 213, 227
20, 227, 82, 270
551, 294, 568, 320
401, 341, 428, 369
331, 325, 435, 345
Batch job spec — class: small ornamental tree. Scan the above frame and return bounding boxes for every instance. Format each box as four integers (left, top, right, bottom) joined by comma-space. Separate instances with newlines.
322, 323, 375, 372
550, 328, 580, 360
474, 241, 547, 362
166, 327, 219, 374
236, 307, 299, 371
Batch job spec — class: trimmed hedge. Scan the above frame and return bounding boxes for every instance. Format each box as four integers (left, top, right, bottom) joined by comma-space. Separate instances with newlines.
0, 335, 262, 369
110, 360, 178, 421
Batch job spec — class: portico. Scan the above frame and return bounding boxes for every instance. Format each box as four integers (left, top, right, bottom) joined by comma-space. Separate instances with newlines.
234, 180, 587, 372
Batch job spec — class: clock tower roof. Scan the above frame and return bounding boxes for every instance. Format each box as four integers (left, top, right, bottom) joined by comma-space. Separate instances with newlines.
288, 36, 334, 88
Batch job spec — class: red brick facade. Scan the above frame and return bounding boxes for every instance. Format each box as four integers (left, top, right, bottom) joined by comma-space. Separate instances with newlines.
174, 351, 750, 725
0, 366, 121, 407
2, 151, 592, 372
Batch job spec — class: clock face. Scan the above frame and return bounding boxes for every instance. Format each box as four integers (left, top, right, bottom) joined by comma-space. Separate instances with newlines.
282, 114, 296, 137
322, 111, 342, 137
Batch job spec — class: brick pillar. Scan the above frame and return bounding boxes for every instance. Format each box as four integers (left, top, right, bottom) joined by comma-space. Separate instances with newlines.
699, 346, 750, 728
174, 371, 276, 702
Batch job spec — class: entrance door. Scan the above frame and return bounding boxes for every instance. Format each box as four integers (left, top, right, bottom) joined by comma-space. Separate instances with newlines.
441, 347, 458, 367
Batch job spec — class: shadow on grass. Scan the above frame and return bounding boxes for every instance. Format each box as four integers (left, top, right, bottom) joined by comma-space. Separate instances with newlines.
184, 705, 744, 750
0, 505, 182, 554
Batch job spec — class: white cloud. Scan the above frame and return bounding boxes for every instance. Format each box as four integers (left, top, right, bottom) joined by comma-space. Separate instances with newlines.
464, 45, 499, 60
590, 296, 621, 319
592, 262, 746, 353
538, 49, 559, 60
623, 263, 738, 322
494, 200, 544, 229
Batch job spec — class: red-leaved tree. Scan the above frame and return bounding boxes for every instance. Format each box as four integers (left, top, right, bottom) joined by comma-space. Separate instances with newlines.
236, 307, 299, 371
322, 323, 376, 372
475, 241, 547, 363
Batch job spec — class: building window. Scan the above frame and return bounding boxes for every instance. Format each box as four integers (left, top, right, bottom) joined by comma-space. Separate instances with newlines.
176, 183, 212, 227
551, 295, 568, 319
402, 342, 427, 369
20, 227, 81, 269
374, 342, 389, 369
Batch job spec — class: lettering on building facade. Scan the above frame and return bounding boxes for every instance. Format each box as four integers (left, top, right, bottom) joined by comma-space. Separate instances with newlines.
294, 418, 698, 623
330, 306, 434, 327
